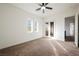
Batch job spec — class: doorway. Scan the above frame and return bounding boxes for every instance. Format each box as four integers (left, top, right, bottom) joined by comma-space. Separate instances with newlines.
65, 16, 75, 41
45, 22, 54, 37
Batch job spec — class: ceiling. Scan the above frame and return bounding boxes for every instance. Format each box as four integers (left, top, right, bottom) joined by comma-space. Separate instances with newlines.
11, 3, 79, 17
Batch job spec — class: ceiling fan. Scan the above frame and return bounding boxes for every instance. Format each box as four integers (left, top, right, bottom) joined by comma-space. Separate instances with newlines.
36, 3, 53, 13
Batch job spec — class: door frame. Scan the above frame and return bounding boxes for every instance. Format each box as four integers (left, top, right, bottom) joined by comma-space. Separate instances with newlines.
45, 21, 54, 37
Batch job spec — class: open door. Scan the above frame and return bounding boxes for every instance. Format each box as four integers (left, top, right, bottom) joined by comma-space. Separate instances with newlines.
45, 22, 54, 37
65, 16, 75, 41
45, 22, 49, 36
50, 22, 54, 37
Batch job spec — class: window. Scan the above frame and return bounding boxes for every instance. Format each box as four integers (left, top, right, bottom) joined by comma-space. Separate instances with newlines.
26, 19, 33, 33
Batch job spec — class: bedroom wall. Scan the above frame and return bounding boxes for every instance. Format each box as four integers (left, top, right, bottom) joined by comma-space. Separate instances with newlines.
0, 4, 43, 49
43, 8, 76, 41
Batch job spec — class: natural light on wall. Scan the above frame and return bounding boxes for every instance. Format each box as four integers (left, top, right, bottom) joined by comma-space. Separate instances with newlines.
35, 21, 38, 32
70, 23, 74, 36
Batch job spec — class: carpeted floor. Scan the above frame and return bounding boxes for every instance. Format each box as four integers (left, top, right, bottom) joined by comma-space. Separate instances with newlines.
0, 37, 79, 56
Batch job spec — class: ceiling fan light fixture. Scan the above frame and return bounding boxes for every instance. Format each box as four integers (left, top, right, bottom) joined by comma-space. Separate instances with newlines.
41, 6, 45, 10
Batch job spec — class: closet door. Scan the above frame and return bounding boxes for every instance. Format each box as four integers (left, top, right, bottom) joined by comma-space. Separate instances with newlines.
65, 16, 75, 41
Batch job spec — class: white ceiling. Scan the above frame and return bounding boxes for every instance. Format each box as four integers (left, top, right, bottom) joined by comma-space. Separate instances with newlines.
11, 3, 79, 17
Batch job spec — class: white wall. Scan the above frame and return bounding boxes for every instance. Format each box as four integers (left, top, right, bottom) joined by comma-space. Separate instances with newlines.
43, 8, 76, 41
0, 4, 43, 49
43, 15, 65, 41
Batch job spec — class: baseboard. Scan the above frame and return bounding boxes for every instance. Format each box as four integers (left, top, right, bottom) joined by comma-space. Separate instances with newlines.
0, 36, 43, 50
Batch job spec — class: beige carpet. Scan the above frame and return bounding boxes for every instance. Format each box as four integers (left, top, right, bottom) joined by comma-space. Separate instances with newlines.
0, 37, 79, 56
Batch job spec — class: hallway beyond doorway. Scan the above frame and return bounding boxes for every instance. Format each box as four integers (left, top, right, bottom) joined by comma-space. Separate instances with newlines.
45, 22, 54, 37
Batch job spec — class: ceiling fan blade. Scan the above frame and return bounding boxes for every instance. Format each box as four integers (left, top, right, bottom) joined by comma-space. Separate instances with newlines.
45, 3, 48, 6
38, 4, 42, 6
46, 7, 52, 10
36, 8, 41, 11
